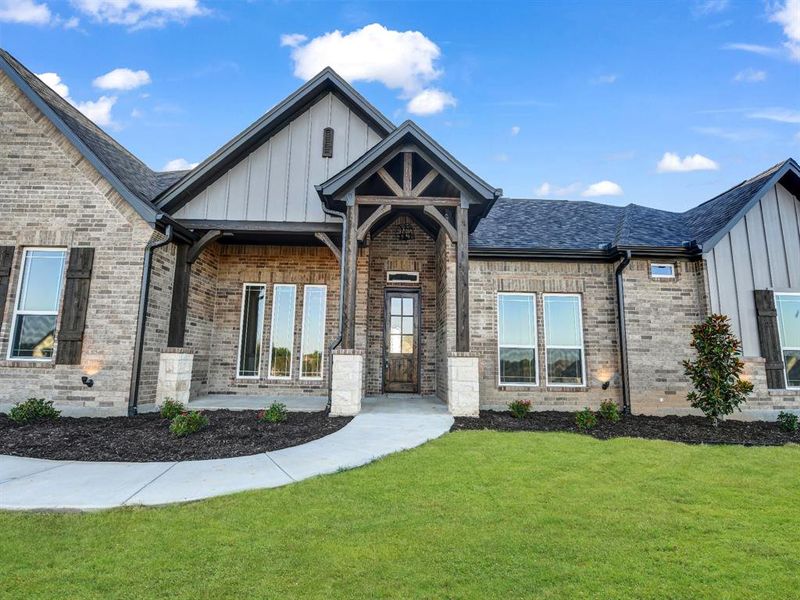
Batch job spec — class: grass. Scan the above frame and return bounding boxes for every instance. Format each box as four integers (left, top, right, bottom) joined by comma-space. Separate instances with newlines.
2, 431, 799, 599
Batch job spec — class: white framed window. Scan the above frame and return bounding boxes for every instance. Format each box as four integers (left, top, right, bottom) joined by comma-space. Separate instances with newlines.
8, 248, 67, 361
268, 284, 296, 379
497, 292, 538, 386
650, 263, 675, 279
300, 285, 327, 380
237, 283, 266, 378
775, 293, 800, 389
543, 294, 586, 387
387, 271, 419, 284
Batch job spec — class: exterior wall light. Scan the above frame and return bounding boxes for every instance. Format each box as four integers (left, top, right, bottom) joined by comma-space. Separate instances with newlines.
81, 376, 94, 388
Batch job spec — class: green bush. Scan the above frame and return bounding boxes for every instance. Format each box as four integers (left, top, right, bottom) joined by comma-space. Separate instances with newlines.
777, 411, 798, 433
599, 400, 621, 423
8, 398, 60, 424
259, 402, 288, 424
159, 398, 185, 420
508, 400, 531, 419
169, 411, 208, 437
575, 408, 597, 431
683, 314, 753, 426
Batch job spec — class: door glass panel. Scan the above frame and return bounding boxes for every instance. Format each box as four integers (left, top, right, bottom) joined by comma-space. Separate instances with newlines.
391, 297, 402, 315
390, 316, 401, 335
402, 297, 413, 315
390, 335, 401, 354
402, 316, 414, 334
401, 335, 414, 354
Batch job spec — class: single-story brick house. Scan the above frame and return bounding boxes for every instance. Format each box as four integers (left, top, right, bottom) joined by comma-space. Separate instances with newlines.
0, 49, 798, 418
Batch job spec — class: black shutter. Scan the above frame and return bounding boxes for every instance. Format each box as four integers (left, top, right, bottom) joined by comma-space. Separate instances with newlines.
0, 246, 14, 327
322, 127, 334, 158
56, 247, 94, 365
754, 289, 785, 389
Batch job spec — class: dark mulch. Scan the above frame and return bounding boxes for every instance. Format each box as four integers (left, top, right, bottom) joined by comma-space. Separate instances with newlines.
452, 410, 800, 446
0, 410, 352, 462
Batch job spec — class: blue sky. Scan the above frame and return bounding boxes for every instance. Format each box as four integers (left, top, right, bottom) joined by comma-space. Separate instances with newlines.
0, 0, 798, 212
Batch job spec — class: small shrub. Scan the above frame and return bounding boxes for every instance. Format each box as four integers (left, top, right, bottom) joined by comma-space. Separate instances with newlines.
683, 314, 753, 426
169, 411, 208, 437
8, 398, 60, 424
777, 411, 799, 433
599, 400, 621, 423
159, 398, 185, 420
508, 399, 531, 419
259, 402, 288, 424
575, 408, 597, 431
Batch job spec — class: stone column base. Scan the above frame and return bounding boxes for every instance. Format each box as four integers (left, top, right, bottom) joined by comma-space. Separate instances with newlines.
330, 350, 364, 416
156, 348, 194, 406
447, 352, 480, 417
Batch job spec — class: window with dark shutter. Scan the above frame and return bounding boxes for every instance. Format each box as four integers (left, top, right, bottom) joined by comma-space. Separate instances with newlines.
322, 127, 334, 158
56, 247, 94, 365
754, 289, 785, 389
0, 247, 14, 326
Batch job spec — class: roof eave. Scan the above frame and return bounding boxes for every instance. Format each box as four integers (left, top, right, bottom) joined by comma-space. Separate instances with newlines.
469, 244, 701, 261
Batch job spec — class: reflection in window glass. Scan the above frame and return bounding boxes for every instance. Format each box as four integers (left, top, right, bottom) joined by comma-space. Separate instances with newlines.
269, 284, 296, 378
776, 294, 800, 388
300, 285, 327, 379
497, 293, 537, 384
9, 249, 66, 360
237, 284, 265, 377
544, 295, 585, 386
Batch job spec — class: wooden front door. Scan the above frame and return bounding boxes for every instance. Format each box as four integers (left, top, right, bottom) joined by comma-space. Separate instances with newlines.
384, 290, 420, 393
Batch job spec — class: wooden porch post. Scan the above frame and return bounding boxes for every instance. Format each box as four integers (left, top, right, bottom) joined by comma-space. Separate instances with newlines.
341, 192, 359, 349
456, 198, 470, 352
167, 243, 191, 347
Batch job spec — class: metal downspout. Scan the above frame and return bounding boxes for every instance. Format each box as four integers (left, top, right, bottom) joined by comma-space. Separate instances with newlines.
615, 250, 632, 415
128, 221, 174, 416
320, 204, 348, 409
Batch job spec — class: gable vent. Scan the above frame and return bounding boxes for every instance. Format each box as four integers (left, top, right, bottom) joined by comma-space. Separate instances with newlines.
322, 127, 334, 158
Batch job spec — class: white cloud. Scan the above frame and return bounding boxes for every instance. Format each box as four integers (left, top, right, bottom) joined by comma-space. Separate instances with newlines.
733, 68, 766, 82
284, 23, 456, 115
747, 107, 800, 123
590, 74, 617, 85
693, 126, 766, 142
0, 0, 50, 23
582, 180, 623, 197
769, 0, 800, 61
74, 96, 117, 126
510, 125, 520, 136
693, 0, 729, 15
721, 42, 780, 56
93, 68, 151, 91
72, 0, 206, 29
36, 72, 69, 98
657, 152, 719, 172
534, 181, 582, 198
279, 33, 307, 48
406, 88, 456, 116
131, 108, 142, 118
163, 158, 198, 171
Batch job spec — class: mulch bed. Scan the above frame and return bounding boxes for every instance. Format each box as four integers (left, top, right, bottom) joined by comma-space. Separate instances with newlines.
0, 410, 352, 462
452, 410, 800, 446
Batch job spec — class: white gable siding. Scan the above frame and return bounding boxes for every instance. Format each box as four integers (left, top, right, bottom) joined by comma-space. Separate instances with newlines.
174, 92, 384, 223
705, 183, 800, 355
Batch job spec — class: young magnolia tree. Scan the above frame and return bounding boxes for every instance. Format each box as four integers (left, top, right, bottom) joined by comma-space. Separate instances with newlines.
683, 314, 753, 426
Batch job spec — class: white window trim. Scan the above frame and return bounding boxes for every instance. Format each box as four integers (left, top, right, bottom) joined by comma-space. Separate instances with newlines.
775, 292, 800, 390
299, 284, 327, 381
7, 247, 67, 362
650, 263, 676, 279
496, 292, 539, 387
235, 283, 266, 379
267, 283, 297, 381
543, 293, 587, 388
386, 271, 419, 283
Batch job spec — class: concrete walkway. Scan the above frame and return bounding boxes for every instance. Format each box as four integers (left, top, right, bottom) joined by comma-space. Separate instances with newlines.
0, 396, 452, 512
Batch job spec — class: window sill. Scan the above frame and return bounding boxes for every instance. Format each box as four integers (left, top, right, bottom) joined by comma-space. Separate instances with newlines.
0, 359, 56, 369
497, 385, 589, 393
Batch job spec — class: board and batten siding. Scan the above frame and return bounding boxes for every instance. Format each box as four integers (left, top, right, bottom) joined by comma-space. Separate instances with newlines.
705, 183, 800, 356
173, 92, 384, 223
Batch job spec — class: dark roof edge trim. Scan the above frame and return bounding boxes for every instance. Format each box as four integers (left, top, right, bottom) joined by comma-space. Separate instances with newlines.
0, 53, 159, 225
469, 245, 701, 261
700, 158, 800, 252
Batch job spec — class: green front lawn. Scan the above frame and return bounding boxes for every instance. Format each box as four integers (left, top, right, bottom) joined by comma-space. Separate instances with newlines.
3, 432, 799, 598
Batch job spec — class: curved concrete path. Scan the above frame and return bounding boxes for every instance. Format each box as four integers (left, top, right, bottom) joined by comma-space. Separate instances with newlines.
0, 397, 452, 511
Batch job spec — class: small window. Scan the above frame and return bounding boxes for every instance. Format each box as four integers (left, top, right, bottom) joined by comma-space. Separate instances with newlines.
237, 284, 266, 378
268, 284, 296, 379
8, 248, 66, 360
543, 294, 586, 386
300, 285, 327, 379
322, 127, 334, 158
388, 295, 415, 355
650, 263, 675, 279
776, 293, 800, 388
497, 293, 537, 385
387, 271, 419, 284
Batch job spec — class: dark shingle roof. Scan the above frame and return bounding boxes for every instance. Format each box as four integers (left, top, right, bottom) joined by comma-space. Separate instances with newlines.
471, 159, 799, 254
0, 49, 186, 209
